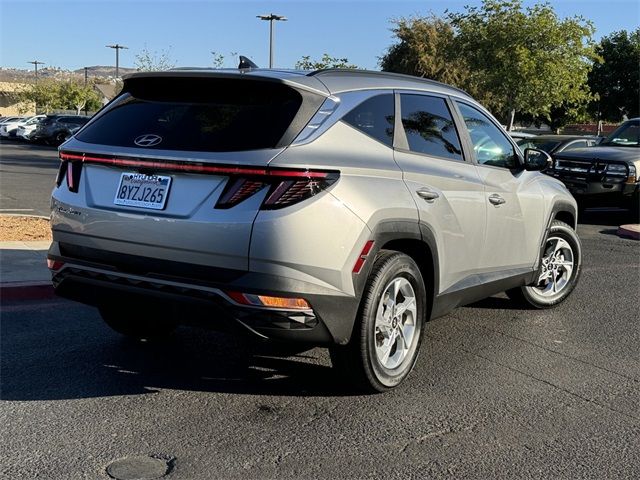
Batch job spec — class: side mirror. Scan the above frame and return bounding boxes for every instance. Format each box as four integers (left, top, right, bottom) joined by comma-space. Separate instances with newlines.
524, 148, 552, 171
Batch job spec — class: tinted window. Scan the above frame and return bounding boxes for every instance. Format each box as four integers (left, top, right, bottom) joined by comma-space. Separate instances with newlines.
602, 120, 640, 147
76, 77, 305, 152
342, 94, 394, 147
563, 140, 588, 151
400, 94, 462, 160
517, 138, 562, 153
457, 102, 517, 169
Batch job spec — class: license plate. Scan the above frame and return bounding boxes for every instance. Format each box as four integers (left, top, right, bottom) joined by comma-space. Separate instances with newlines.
114, 173, 172, 210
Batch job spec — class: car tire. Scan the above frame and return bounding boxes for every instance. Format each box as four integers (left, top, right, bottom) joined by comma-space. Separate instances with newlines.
329, 250, 426, 392
99, 303, 178, 340
53, 132, 67, 146
506, 220, 582, 308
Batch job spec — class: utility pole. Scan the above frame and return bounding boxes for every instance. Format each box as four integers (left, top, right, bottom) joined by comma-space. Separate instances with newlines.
28, 60, 44, 114
256, 14, 287, 68
28, 60, 44, 83
106, 44, 128, 78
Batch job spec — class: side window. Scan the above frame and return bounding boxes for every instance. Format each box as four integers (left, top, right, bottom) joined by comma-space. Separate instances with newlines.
342, 94, 394, 147
400, 94, 463, 160
564, 140, 588, 151
456, 102, 517, 169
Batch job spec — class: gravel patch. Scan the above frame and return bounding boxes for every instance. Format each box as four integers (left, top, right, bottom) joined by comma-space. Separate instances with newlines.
0, 215, 52, 241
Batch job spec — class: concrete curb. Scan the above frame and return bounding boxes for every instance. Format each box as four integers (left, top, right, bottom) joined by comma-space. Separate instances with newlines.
0, 282, 56, 302
617, 224, 640, 240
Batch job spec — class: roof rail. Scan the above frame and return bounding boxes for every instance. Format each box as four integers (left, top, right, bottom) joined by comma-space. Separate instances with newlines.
307, 68, 470, 97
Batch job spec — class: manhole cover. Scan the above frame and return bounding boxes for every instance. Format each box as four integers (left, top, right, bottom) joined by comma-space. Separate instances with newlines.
106, 455, 170, 480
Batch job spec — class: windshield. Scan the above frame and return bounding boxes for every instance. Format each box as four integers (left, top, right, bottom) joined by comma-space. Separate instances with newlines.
516, 138, 562, 153
602, 120, 640, 147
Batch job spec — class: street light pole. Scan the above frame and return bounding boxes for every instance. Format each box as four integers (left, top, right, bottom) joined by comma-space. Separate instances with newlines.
84, 67, 89, 116
28, 60, 44, 84
256, 14, 287, 68
106, 44, 128, 78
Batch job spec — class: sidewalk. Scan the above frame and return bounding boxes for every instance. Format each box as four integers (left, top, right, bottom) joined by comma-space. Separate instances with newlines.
0, 241, 54, 300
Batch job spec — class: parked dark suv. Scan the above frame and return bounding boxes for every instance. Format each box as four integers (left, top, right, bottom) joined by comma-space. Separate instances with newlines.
32, 115, 90, 146
550, 118, 639, 216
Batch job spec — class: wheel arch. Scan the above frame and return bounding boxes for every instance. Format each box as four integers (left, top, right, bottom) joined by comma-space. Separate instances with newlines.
364, 220, 439, 323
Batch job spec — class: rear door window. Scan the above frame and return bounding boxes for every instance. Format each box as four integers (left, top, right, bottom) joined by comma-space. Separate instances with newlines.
342, 94, 394, 147
75, 77, 308, 152
399, 94, 463, 161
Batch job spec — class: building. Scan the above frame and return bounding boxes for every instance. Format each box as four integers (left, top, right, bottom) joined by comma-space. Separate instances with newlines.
0, 82, 35, 116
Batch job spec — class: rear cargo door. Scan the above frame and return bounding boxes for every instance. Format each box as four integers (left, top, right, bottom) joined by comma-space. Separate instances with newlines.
54, 75, 323, 271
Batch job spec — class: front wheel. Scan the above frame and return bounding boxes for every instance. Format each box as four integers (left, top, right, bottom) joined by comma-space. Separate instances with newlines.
330, 250, 426, 392
506, 220, 582, 308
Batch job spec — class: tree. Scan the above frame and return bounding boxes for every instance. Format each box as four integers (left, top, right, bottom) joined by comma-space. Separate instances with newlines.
380, 16, 472, 89
15, 79, 62, 113
295, 54, 358, 70
134, 46, 175, 71
15, 79, 103, 114
448, 0, 598, 130
58, 80, 102, 114
588, 29, 640, 122
211, 51, 225, 68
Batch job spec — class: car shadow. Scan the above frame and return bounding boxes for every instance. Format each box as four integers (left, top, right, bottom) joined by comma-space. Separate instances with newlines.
465, 295, 526, 310
0, 303, 358, 401
580, 208, 637, 226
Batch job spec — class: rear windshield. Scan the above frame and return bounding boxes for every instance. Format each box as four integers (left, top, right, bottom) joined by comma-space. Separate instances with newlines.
76, 76, 305, 152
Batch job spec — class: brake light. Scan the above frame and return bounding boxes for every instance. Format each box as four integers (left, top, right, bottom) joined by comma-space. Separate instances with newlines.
46, 258, 65, 270
216, 173, 337, 210
58, 151, 339, 208
57, 153, 82, 192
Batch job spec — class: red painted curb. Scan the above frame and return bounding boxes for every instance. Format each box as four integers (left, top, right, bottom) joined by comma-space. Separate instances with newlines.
617, 224, 640, 240
0, 283, 56, 302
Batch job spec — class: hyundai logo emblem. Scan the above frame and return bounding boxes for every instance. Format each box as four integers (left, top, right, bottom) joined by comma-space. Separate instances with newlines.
134, 134, 163, 147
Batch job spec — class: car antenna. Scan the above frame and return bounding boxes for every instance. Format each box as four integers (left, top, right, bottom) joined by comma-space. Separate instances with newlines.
238, 56, 258, 70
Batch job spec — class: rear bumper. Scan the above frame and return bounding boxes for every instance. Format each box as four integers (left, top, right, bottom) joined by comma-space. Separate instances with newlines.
48, 241, 360, 345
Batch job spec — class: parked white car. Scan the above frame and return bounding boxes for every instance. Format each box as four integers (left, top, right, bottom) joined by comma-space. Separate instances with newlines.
15, 115, 46, 141
0, 116, 33, 138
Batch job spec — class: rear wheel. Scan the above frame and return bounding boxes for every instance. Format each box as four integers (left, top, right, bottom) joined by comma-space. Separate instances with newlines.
506, 220, 581, 308
330, 250, 426, 392
99, 303, 178, 340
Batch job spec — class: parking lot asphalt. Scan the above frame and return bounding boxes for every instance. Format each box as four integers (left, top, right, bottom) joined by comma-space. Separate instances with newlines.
0, 140, 58, 217
1, 143, 639, 479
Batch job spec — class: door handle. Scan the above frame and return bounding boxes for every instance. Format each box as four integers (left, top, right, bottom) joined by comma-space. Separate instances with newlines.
416, 188, 440, 202
488, 194, 506, 206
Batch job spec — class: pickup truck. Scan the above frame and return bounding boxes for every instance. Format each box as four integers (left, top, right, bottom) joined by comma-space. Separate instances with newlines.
550, 118, 639, 218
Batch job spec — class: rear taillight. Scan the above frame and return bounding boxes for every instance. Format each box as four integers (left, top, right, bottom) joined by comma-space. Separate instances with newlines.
46, 258, 65, 270
215, 171, 338, 210
57, 154, 82, 192
58, 151, 339, 208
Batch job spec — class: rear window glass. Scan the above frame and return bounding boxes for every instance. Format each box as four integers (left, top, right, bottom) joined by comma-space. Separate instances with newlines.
76, 77, 304, 152
342, 94, 394, 147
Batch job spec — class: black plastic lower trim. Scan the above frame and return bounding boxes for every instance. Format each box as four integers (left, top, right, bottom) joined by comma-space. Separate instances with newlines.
431, 269, 536, 319
54, 273, 335, 344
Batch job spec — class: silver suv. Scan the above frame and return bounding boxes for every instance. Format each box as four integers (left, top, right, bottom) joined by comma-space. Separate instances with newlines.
49, 68, 582, 391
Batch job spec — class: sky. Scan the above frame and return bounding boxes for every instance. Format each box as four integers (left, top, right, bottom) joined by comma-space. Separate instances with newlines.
1, 0, 639, 72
